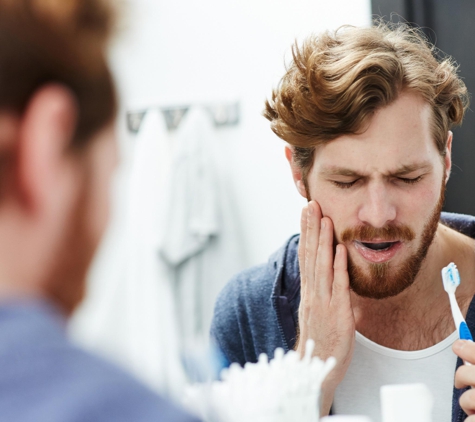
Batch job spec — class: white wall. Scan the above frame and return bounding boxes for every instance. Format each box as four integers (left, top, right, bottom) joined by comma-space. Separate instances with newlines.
109, 0, 371, 267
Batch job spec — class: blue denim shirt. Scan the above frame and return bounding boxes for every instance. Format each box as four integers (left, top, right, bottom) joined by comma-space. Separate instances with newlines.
211, 212, 475, 422
0, 300, 199, 422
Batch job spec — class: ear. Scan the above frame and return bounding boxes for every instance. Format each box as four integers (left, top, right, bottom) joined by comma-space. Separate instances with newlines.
16, 84, 78, 212
444, 131, 453, 183
285, 145, 307, 199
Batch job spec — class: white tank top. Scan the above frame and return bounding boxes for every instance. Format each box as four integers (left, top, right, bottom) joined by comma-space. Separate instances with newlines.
332, 330, 458, 422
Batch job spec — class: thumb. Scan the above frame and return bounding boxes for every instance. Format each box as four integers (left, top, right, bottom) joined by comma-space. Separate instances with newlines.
453, 340, 475, 364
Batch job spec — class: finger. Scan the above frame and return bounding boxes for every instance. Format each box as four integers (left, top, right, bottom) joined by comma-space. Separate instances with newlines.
459, 388, 475, 415
299, 205, 308, 300
305, 201, 322, 296
454, 340, 475, 365
314, 216, 334, 301
455, 365, 475, 389
332, 244, 350, 299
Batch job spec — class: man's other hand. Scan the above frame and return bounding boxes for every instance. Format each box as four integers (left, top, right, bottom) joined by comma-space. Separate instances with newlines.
454, 340, 475, 418
296, 200, 355, 416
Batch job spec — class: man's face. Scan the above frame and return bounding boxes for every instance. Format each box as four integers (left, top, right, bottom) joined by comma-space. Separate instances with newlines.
44, 125, 117, 314
305, 91, 450, 299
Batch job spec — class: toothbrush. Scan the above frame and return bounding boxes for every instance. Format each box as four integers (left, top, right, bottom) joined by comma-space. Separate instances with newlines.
441, 263, 473, 344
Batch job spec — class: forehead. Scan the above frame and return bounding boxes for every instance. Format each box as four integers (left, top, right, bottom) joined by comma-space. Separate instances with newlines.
312, 91, 440, 173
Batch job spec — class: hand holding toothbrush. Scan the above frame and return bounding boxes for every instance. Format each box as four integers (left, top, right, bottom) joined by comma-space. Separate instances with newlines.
296, 200, 355, 417
442, 263, 473, 367
442, 263, 475, 416
453, 340, 475, 418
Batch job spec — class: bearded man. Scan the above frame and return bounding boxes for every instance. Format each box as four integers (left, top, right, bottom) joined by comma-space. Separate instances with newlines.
0, 1, 198, 421
211, 23, 475, 422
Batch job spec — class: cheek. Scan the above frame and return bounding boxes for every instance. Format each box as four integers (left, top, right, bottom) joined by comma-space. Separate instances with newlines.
311, 187, 356, 238
85, 138, 117, 242
87, 182, 110, 242
396, 180, 444, 224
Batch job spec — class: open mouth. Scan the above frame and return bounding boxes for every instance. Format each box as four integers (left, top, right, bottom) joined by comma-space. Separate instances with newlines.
353, 240, 402, 263
359, 241, 398, 251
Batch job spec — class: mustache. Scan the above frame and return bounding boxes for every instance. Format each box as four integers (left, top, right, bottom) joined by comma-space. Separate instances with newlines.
340, 224, 415, 242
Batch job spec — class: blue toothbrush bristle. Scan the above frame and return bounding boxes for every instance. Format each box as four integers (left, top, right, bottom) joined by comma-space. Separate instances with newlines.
444, 263, 460, 287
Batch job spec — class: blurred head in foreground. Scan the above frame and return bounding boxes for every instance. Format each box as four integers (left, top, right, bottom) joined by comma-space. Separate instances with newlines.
0, 0, 117, 314
0, 4, 201, 422
265, 22, 469, 299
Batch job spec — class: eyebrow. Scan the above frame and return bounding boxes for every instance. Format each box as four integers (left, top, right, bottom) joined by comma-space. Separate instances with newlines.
391, 162, 433, 176
320, 161, 434, 178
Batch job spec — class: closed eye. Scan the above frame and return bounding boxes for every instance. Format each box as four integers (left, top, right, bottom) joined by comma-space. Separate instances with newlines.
332, 180, 358, 189
398, 176, 423, 185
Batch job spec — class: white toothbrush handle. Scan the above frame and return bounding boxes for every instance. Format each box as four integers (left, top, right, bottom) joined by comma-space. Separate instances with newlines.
449, 293, 465, 329
449, 292, 473, 367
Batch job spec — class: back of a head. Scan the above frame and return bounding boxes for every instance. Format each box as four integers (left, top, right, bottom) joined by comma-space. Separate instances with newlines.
0, 0, 117, 145
264, 22, 469, 180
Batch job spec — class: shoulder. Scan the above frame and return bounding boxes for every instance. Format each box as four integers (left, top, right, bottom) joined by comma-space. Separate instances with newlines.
73, 365, 197, 422
212, 234, 296, 327
213, 263, 274, 315
0, 302, 199, 421
211, 235, 299, 365
0, 343, 198, 422
441, 211, 475, 238
213, 233, 300, 312
68, 365, 197, 422
210, 263, 275, 363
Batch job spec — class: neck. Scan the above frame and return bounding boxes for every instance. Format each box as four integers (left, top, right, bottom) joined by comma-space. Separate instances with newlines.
0, 210, 65, 312
351, 223, 475, 349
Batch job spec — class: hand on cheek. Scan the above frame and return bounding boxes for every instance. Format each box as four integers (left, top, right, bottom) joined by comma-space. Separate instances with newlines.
296, 200, 355, 416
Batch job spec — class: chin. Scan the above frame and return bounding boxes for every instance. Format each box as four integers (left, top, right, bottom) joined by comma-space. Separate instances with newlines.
347, 252, 424, 299
349, 273, 415, 300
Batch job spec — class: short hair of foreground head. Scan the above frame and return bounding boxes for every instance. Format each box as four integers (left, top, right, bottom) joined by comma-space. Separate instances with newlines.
264, 21, 469, 182
0, 0, 117, 146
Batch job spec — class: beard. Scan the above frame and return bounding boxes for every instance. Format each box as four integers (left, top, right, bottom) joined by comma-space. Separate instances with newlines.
341, 181, 445, 300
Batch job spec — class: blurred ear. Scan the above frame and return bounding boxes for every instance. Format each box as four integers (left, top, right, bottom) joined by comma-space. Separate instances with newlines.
16, 84, 78, 212
285, 145, 307, 199
444, 131, 453, 183
0, 113, 20, 193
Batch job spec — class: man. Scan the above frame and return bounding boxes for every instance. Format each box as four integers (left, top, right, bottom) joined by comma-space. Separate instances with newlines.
0, 1, 198, 421
211, 23, 475, 421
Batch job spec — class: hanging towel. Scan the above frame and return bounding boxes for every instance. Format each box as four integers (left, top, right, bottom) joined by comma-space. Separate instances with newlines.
160, 107, 219, 264
160, 107, 245, 352
121, 108, 186, 398
70, 109, 187, 400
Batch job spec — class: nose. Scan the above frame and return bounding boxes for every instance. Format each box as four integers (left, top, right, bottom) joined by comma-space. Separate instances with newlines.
357, 181, 397, 228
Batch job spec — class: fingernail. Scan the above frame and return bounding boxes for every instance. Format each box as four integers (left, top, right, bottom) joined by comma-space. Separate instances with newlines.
308, 203, 313, 215
454, 340, 465, 351
321, 219, 326, 229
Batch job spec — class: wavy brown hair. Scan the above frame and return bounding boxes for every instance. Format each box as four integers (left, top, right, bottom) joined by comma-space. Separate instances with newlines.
0, 0, 117, 146
264, 22, 469, 194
